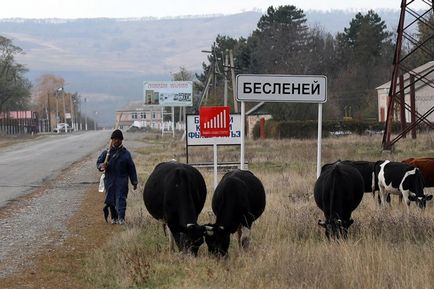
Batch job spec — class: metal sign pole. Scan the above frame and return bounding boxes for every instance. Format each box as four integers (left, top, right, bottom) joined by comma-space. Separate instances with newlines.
213, 142, 218, 189
161, 106, 164, 136
172, 106, 175, 138
317, 103, 323, 178
240, 101, 245, 170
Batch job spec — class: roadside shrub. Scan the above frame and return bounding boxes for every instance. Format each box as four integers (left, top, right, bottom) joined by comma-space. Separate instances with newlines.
253, 119, 401, 139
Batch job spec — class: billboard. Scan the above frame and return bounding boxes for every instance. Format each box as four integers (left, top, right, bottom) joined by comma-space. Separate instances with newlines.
187, 114, 241, 146
143, 81, 193, 106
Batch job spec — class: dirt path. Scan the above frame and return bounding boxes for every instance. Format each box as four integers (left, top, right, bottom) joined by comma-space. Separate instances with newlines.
0, 154, 119, 289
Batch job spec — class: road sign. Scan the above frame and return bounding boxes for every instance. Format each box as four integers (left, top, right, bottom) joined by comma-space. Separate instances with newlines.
199, 106, 230, 137
237, 74, 327, 103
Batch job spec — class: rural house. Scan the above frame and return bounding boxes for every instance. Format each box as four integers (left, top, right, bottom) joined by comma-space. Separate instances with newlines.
376, 61, 434, 123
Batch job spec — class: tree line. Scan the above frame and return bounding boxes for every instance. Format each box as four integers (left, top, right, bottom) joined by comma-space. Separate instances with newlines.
0, 36, 94, 131
0, 36, 31, 113
196, 5, 433, 121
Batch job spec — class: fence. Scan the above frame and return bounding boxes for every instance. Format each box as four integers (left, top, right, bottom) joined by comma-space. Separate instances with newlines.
0, 111, 40, 135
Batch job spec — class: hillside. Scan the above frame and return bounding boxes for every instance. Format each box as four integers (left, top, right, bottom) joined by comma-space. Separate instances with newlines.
0, 10, 401, 126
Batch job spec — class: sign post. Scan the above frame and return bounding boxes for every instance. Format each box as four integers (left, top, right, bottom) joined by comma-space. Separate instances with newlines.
240, 101, 245, 169
237, 74, 327, 178
199, 106, 230, 188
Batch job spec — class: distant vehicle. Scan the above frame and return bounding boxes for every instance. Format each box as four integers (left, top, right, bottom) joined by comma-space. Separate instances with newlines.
53, 123, 72, 133
330, 130, 352, 136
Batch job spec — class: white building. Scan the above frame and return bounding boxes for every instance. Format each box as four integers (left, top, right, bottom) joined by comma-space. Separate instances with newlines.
376, 61, 434, 123
115, 101, 164, 129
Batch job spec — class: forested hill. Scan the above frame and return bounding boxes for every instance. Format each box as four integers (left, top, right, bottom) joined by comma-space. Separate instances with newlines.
0, 9, 401, 126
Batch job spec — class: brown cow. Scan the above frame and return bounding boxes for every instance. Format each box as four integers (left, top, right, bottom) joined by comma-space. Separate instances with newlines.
402, 157, 434, 187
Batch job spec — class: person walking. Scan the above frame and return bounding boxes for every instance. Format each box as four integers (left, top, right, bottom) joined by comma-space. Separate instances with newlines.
97, 129, 138, 225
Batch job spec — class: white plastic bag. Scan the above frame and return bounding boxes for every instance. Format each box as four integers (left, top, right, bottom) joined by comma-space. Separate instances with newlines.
98, 174, 105, 192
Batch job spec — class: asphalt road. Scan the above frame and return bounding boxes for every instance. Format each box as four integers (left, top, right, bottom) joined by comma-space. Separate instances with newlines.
0, 130, 110, 207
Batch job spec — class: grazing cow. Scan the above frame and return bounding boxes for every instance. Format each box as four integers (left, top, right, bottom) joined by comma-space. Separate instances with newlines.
204, 169, 266, 257
374, 160, 432, 209
314, 161, 364, 239
402, 157, 434, 187
143, 161, 207, 256
341, 160, 376, 193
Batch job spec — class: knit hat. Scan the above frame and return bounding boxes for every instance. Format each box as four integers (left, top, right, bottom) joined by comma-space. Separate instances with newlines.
111, 129, 123, 140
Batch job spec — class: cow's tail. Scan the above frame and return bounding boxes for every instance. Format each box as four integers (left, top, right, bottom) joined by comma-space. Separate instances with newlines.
323, 165, 339, 221
329, 164, 339, 221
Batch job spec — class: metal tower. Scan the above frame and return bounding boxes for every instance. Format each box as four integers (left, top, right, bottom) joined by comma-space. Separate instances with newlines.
382, 0, 434, 150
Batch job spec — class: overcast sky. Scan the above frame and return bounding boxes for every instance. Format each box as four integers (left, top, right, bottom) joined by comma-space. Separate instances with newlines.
0, 0, 417, 19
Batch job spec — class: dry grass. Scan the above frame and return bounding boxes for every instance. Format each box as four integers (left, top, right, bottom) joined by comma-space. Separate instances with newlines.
84, 132, 434, 289
0, 134, 45, 149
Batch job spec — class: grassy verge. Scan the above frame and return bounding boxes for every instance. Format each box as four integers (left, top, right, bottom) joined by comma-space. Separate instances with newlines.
83, 132, 434, 289
0, 134, 48, 149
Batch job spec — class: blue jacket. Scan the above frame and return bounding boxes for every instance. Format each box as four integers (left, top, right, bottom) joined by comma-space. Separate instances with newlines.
96, 145, 138, 206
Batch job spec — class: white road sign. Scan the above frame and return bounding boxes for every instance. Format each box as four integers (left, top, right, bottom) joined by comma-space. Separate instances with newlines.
237, 74, 327, 103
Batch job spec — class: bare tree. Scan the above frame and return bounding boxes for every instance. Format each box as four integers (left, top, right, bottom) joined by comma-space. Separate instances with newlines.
32, 74, 65, 129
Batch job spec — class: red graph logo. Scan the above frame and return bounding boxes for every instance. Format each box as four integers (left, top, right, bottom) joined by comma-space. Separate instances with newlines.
199, 106, 230, 137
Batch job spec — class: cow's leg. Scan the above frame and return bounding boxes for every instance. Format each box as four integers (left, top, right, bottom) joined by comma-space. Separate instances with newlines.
237, 226, 241, 247
237, 225, 251, 250
165, 224, 176, 252
401, 191, 411, 213
378, 186, 388, 207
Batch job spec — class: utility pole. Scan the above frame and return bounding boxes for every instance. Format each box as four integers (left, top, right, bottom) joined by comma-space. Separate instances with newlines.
47, 92, 51, 132
78, 95, 82, 131
94, 111, 98, 130
69, 93, 75, 131
62, 88, 67, 132
213, 43, 218, 99
56, 89, 60, 131
229, 49, 238, 112
84, 97, 88, 131
199, 46, 216, 108
223, 49, 228, 107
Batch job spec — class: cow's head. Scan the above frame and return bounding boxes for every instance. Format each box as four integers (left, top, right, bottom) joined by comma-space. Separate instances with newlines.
318, 218, 353, 239
179, 224, 205, 256
408, 194, 433, 208
407, 169, 432, 208
203, 224, 230, 257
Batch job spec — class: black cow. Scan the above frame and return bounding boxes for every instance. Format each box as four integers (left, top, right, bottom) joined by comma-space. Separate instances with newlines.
143, 161, 207, 255
204, 169, 266, 257
374, 160, 432, 209
341, 160, 386, 203
341, 160, 376, 193
314, 161, 364, 239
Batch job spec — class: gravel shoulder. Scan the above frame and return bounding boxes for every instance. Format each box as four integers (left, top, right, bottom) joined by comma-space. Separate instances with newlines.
0, 152, 116, 288
0, 132, 145, 288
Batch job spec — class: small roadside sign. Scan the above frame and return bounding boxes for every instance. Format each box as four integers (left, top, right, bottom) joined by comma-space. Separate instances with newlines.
199, 106, 230, 137
186, 114, 241, 146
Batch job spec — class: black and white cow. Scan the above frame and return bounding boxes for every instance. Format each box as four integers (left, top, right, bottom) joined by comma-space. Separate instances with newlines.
204, 169, 266, 257
374, 160, 432, 209
143, 161, 207, 255
314, 161, 364, 239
